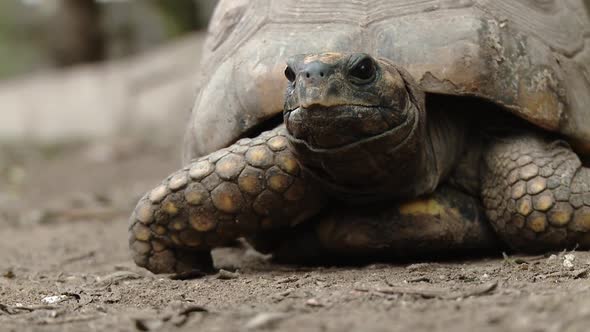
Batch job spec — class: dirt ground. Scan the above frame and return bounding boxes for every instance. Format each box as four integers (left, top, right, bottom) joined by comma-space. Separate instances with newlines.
1, 143, 590, 332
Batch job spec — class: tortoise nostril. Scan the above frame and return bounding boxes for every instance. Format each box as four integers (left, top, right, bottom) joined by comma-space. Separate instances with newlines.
303, 64, 332, 80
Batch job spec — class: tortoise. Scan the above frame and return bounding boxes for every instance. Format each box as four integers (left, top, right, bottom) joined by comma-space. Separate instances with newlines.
129, 0, 590, 274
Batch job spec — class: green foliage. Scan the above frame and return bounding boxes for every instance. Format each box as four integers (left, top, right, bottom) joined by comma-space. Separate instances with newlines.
0, 0, 50, 78
150, 0, 200, 36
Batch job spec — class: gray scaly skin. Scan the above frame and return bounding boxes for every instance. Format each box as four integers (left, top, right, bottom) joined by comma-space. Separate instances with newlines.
129, 52, 590, 274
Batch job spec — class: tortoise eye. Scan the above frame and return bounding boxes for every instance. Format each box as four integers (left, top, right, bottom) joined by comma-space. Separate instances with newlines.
284, 66, 296, 82
349, 57, 376, 84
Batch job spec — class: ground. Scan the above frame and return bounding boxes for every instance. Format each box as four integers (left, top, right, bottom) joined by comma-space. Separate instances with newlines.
1, 142, 590, 332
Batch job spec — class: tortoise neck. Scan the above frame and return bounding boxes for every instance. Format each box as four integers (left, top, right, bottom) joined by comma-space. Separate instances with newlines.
287, 100, 441, 201
424, 104, 468, 186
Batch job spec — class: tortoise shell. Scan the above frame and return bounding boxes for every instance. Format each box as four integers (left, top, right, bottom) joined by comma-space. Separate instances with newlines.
184, 0, 590, 161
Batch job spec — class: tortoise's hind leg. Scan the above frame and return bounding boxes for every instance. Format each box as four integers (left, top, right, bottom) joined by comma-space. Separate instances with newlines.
128, 126, 324, 274
482, 134, 590, 252
251, 186, 500, 264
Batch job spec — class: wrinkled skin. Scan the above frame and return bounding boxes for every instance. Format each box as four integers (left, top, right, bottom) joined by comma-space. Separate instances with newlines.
129, 53, 590, 275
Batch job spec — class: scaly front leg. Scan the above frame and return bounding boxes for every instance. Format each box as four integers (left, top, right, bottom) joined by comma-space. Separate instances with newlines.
128, 126, 324, 274
482, 134, 590, 251
257, 186, 499, 263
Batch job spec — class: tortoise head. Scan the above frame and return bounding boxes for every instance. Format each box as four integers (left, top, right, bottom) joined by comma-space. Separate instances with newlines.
283, 52, 437, 200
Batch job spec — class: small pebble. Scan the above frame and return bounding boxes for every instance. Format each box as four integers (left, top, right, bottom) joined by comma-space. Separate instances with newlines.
277, 289, 294, 297
245, 312, 289, 330
217, 269, 239, 280
406, 263, 431, 272
306, 298, 324, 307
563, 254, 576, 270
42, 295, 68, 304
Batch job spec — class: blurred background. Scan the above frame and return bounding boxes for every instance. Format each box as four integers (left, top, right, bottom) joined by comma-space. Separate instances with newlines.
0, 0, 218, 226
0, 0, 218, 142
0, 0, 216, 76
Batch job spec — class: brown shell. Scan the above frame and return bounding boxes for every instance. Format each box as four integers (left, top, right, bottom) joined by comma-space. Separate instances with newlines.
184, 0, 590, 161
